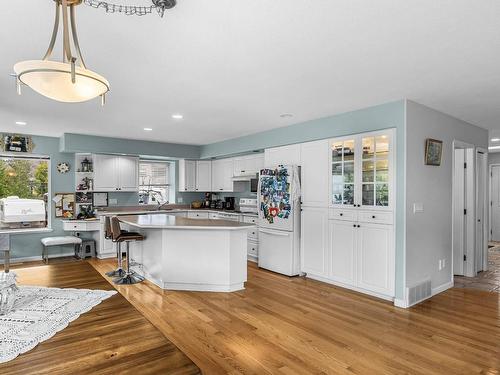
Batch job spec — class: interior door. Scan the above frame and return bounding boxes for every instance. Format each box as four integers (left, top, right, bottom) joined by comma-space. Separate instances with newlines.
453, 149, 466, 276
329, 219, 357, 285
491, 166, 500, 241
118, 156, 139, 191
475, 151, 487, 272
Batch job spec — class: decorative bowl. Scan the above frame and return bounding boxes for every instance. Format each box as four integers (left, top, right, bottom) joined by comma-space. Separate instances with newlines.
0, 272, 18, 315
191, 201, 203, 209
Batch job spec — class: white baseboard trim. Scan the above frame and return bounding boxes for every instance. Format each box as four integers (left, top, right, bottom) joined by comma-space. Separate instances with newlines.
305, 273, 395, 302
162, 281, 245, 292
393, 298, 409, 308
0, 252, 75, 264
247, 255, 258, 263
432, 280, 454, 296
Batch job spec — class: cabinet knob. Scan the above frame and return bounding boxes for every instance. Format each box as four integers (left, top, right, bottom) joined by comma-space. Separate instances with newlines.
340, 213, 343, 216
357, 225, 361, 228
372, 215, 376, 219
353, 224, 356, 227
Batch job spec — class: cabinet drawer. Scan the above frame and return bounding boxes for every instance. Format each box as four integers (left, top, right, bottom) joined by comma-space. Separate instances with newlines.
329, 209, 357, 222
63, 221, 100, 231
247, 240, 259, 257
187, 211, 209, 219
242, 215, 258, 224
248, 227, 258, 240
358, 211, 393, 225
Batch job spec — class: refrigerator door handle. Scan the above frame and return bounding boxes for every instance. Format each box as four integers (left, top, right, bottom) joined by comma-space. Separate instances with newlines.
259, 229, 290, 236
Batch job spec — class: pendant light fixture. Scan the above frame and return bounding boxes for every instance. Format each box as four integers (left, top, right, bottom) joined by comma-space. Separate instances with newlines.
14, 0, 110, 104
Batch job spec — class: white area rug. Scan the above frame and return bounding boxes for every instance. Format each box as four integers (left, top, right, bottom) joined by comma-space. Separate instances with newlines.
0, 286, 117, 363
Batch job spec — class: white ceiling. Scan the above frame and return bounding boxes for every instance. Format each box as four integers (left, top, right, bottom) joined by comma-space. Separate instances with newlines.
1, 0, 499, 145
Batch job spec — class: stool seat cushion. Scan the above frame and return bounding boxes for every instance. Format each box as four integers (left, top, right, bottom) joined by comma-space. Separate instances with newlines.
116, 232, 144, 242
41, 236, 82, 246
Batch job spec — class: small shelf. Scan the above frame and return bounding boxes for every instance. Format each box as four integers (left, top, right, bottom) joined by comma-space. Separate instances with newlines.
75, 171, 94, 174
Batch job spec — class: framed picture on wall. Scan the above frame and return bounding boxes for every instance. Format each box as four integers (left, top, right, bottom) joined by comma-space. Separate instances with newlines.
0, 134, 34, 153
424, 138, 443, 166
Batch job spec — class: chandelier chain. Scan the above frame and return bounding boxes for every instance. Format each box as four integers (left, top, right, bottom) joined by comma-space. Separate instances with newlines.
82, 0, 175, 17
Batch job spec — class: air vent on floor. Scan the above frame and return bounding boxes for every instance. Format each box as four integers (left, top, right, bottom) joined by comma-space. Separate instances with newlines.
406, 279, 432, 307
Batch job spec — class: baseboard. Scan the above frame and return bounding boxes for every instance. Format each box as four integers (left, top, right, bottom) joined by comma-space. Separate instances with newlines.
247, 255, 258, 263
0, 252, 75, 264
432, 280, 454, 296
162, 281, 245, 292
393, 298, 409, 308
305, 273, 395, 302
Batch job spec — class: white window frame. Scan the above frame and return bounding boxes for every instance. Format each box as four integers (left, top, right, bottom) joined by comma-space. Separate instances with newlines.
139, 160, 172, 205
0, 152, 52, 231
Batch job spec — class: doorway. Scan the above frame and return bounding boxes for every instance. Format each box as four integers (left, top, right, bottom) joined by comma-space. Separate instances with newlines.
475, 149, 488, 273
452, 142, 475, 277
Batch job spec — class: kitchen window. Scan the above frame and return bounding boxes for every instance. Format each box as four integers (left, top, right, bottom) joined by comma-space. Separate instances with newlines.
139, 161, 171, 205
0, 154, 50, 230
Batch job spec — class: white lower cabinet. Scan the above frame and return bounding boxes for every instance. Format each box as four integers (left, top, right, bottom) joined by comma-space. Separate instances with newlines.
301, 208, 395, 300
357, 222, 394, 296
300, 207, 329, 277
329, 219, 357, 285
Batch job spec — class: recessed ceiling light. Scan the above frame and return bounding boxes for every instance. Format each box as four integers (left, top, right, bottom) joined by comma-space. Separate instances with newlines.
15, 121, 27, 126
491, 138, 500, 142
172, 114, 183, 120
280, 113, 293, 118
489, 146, 500, 150
144, 127, 153, 131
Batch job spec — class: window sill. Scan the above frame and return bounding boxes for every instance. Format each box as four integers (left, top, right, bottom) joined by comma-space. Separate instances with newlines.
0, 228, 53, 235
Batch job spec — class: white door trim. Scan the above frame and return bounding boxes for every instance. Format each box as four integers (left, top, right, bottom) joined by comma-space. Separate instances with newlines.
475, 148, 488, 272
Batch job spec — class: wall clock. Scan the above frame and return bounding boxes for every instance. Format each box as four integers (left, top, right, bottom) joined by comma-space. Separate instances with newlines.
57, 162, 70, 174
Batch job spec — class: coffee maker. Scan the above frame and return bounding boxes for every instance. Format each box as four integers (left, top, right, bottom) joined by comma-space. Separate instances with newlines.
224, 197, 235, 211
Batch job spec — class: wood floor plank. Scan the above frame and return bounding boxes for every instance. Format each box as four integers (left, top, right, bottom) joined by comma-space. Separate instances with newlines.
0, 261, 200, 375
89, 259, 500, 375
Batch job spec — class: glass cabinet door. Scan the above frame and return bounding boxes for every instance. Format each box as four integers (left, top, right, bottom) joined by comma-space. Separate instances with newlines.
331, 139, 355, 206
361, 135, 390, 207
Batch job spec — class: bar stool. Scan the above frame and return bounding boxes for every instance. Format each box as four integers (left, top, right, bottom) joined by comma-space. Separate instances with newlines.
110, 216, 145, 285
104, 216, 125, 278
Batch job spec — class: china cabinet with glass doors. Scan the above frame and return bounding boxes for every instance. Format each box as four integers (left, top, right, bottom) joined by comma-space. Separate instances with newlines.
330, 130, 393, 210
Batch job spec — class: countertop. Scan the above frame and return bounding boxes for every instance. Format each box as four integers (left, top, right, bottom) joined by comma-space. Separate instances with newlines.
119, 214, 256, 230
98, 208, 258, 217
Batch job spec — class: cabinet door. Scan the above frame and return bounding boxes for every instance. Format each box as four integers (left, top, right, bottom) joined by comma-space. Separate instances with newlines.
196, 160, 212, 192
179, 160, 196, 192
301, 140, 330, 207
330, 138, 356, 207
301, 207, 329, 277
360, 133, 392, 209
93, 154, 119, 191
329, 219, 357, 285
211, 159, 224, 191
357, 223, 394, 297
118, 156, 139, 191
264, 144, 301, 167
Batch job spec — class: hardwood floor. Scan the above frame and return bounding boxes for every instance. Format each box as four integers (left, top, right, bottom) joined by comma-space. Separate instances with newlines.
455, 243, 500, 292
0, 261, 200, 375
90, 259, 500, 375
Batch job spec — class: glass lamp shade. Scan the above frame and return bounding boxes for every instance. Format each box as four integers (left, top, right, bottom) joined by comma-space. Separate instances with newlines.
14, 60, 109, 103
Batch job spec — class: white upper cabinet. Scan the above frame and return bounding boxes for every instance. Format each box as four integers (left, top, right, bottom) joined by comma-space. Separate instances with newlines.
93, 154, 118, 192
195, 160, 212, 192
233, 154, 264, 177
117, 156, 139, 191
264, 144, 301, 167
300, 140, 330, 207
330, 129, 394, 210
93, 154, 138, 192
178, 160, 197, 192
212, 158, 234, 192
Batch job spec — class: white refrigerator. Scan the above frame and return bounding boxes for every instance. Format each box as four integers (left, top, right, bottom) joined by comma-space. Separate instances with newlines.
258, 165, 301, 276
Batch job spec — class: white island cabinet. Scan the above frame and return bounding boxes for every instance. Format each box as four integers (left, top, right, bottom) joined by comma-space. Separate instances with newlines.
120, 214, 255, 292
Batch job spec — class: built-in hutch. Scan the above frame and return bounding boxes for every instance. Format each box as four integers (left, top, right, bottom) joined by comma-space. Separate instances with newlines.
299, 129, 396, 300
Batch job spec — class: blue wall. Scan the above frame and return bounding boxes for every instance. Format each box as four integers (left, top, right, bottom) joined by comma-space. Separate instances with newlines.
201, 100, 407, 299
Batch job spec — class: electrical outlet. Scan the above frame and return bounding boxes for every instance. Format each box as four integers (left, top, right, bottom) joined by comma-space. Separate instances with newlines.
438, 259, 442, 270
178, 197, 183, 203
442, 259, 446, 269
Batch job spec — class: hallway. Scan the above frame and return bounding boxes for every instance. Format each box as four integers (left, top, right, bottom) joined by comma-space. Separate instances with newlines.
454, 242, 500, 292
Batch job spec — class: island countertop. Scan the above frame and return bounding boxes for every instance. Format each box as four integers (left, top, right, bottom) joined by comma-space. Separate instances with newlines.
119, 214, 256, 230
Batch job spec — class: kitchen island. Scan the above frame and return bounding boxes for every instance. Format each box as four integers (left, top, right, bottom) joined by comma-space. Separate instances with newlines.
119, 214, 255, 292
